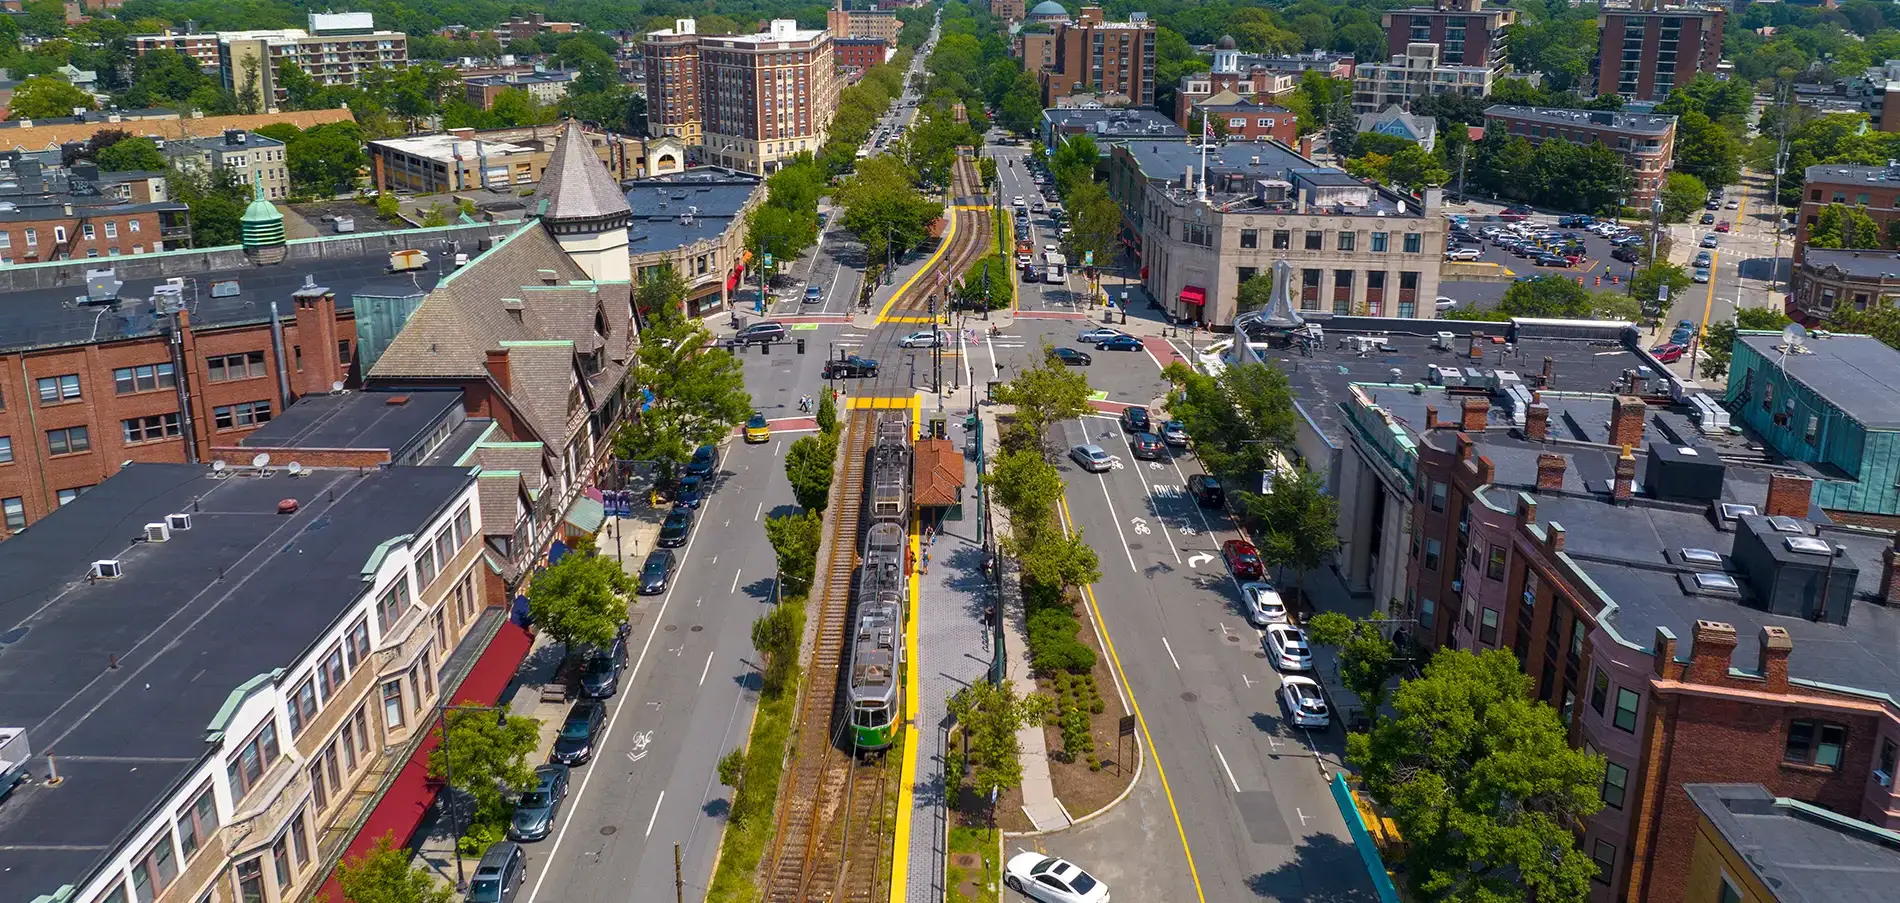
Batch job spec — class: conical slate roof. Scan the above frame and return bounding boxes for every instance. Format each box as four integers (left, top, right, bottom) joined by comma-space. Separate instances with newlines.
532, 119, 632, 227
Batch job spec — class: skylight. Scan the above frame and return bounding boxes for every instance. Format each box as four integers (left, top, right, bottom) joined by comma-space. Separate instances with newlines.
1694, 573, 1739, 590
1680, 548, 1721, 565
1769, 515, 1804, 533
1786, 536, 1833, 555
1719, 503, 1758, 520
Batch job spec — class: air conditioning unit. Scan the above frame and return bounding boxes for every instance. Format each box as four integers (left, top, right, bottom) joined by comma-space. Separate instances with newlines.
1877, 769, 1893, 787
90, 559, 123, 579
1451, 579, 1464, 593
167, 513, 192, 531
144, 522, 171, 542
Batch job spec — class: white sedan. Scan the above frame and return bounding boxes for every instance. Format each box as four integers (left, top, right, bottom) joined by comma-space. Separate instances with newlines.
1004, 852, 1110, 903
899, 330, 942, 348
1264, 624, 1313, 672
1444, 247, 1482, 261
1013, 195, 1026, 207
1279, 675, 1331, 729
1069, 444, 1113, 473
1241, 582, 1288, 626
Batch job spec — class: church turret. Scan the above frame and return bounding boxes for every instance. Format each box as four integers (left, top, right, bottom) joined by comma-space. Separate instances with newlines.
532, 119, 633, 282
240, 182, 287, 265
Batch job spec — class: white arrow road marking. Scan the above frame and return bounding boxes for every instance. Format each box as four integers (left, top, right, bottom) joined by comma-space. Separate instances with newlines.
1186, 552, 1215, 568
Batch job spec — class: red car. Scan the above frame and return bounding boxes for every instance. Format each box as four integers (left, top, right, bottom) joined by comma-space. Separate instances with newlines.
1650, 343, 1686, 363
1715, 221, 1732, 233
1223, 539, 1265, 581
1500, 206, 1533, 222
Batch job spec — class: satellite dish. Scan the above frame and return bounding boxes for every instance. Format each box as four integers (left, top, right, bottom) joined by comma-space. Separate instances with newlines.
211, 460, 227, 474
331, 380, 345, 392
251, 453, 271, 469
1782, 323, 1807, 348
287, 462, 304, 476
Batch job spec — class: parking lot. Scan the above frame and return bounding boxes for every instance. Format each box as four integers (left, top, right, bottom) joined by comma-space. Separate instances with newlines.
1438, 214, 1656, 312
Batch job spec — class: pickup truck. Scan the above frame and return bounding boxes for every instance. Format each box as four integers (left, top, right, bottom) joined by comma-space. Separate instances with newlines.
822, 355, 879, 379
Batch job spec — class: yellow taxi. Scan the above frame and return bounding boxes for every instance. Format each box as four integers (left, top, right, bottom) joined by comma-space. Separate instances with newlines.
744, 413, 771, 443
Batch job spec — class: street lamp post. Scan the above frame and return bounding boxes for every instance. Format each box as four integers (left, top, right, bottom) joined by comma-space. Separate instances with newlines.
436, 704, 511, 890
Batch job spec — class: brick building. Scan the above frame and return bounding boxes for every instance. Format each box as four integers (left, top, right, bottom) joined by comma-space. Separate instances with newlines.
835, 37, 891, 74
1016, 31, 1057, 73
0, 161, 189, 263
1596, 0, 1726, 103
645, 19, 706, 147
1192, 99, 1298, 144
498, 13, 579, 44
826, 0, 900, 45
129, 29, 220, 69
989, 0, 1026, 21
1383, 0, 1517, 74
698, 21, 839, 174
1795, 162, 1900, 270
1040, 7, 1158, 108
1788, 248, 1900, 323
1173, 37, 1300, 129
367, 124, 665, 194
1483, 105, 1678, 204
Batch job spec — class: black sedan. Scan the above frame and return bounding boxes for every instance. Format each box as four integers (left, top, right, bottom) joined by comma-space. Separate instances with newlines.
657, 509, 692, 548
1049, 347, 1092, 366
638, 549, 676, 595
550, 700, 606, 765
674, 475, 706, 509
1130, 432, 1164, 460
1097, 334, 1143, 352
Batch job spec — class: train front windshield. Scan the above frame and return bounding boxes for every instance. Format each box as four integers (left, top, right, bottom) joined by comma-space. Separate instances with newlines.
853, 701, 889, 727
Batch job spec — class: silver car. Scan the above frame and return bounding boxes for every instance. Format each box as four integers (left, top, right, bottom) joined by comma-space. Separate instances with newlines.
1069, 444, 1113, 473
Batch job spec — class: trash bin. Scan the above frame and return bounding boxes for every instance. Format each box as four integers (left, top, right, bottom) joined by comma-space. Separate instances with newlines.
796, 337, 806, 354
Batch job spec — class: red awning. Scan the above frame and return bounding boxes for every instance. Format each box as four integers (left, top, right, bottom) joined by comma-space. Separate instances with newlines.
1178, 285, 1206, 306
726, 268, 743, 292
317, 621, 533, 902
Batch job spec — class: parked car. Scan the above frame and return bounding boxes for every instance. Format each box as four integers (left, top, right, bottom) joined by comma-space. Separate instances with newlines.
1435, 296, 1458, 312
1130, 432, 1164, 460
1241, 582, 1288, 626
637, 548, 676, 595
1222, 539, 1265, 581
509, 765, 571, 841
1533, 253, 1573, 268
1069, 444, 1113, 473
1049, 347, 1092, 366
1264, 624, 1314, 672
686, 444, 719, 477
1612, 234, 1644, 246
1611, 245, 1641, 263
1003, 853, 1110, 903
674, 474, 706, 509
657, 508, 693, 549
803, 285, 823, 304
1699, 212, 1716, 225
1161, 420, 1189, 447
550, 699, 607, 764
1097, 334, 1143, 352
1078, 327, 1127, 344
581, 633, 629, 697
1188, 473, 1224, 508
735, 321, 786, 345
1121, 406, 1151, 433
1279, 676, 1331, 729
468, 842, 527, 903
1444, 247, 1482, 261
1500, 206, 1533, 221
1650, 343, 1686, 363
822, 355, 880, 379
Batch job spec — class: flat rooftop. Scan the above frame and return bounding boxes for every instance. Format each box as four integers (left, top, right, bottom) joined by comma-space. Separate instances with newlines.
1798, 248, 1900, 280
1686, 783, 1900, 903
0, 462, 474, 901
624, 168, 760, 255
1044, 107, 1186, 138
1737, 332, 1900, 430
1118, 139, 1425, 215
1484, 104, 1677, 136
241, 388, 465, 456
371, 132, 535, 162
1806, 161, 1900, 184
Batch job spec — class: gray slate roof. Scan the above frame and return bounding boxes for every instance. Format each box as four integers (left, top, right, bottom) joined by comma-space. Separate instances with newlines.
532, 119, 633, 223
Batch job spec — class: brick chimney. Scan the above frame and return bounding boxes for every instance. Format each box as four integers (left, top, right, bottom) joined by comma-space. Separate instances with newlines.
1525, 403, 1549, 441
1687, 620, 1739, 685
1461, 397, 1489, 432
1425, 405, 1440, 430
1757, 626, 1792, 692
1542, 355, 1554, 384
485, 348, 512, 392
1609, 395, 1647, 448
1883, 541, 1900, 606
1765, 473, 1813, 519
1612, 445, 1636, 502
1516, 494, 1537, 525
1536, 453, 1566, 491
292, 287, 343, 398
1546, 521, 1565, 553
1468, 330, 1485, 360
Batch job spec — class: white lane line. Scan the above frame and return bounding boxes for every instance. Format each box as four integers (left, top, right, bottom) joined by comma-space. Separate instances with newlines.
730, 569, 742, 594
1072, 462, 1137, 574
1088, 413, 1181, 565
645, 791, 665, 837
985, 323, 1001, 381
754, 502, 763, 522
1162, 637, 1181, 670
773, 440, 781, 455
1213, 743, 1242, 793
699, 650, 715, 686
523, 491, 707, 903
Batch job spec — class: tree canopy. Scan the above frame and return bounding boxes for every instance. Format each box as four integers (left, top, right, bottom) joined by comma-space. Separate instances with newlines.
526, 548, 634, 658
1159, 359, 1297, 481
615, 268, 752, 476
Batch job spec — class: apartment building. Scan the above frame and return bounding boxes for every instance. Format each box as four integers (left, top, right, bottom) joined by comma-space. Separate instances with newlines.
367, 124, 661, 194
165, 129, 290, 200
1483, 104, 1677, 203
498, 13, 580, 44
0, 161, 188, 263
836, 37, 891, 74
1016, 31, 1057, 73
1040, 7, 1158, 108
624, 168, 765, 317
1353, 42, 1495, 114
1596, 0, 1726, 103
1383, 0, 1517, 75
990, 0, 1027, 21
0, 458, 527, 903
827, 0, 901, 46
698, 20, 839, 174
645, 19, 707, 147
463, 70, 575, 109
130, 29, 220, 69
218, 13, 408, 112
1172, 37, 1299, 129
1117, 140, 1448, 325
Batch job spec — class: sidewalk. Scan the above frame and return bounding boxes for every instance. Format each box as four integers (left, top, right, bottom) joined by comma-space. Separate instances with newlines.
905, 403, 1008, 903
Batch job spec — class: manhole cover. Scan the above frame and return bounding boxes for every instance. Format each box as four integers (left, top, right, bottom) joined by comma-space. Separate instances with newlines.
952, 853, 981, 869
1254, 652, 1269, 660
1180, 692, 1198, 703
1227, 635, 1241, 643
600, 826, 618, 835
1127, 543, 1144, 551
691, 625, 704, 632
664, 624, 678, 632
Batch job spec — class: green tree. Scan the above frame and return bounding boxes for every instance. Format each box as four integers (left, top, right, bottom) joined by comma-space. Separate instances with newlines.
1009, 526, 1101, 597
835, 154, 940, 266
990, 445, 1064, 528
275, 58, 322, 109
8, 76, 94, 120
1066, 180, 1121, 273
1632, 263, 1694, 319
615, 269, 752, 476
1242, 464, 1338, 598
286, 122, 368, 196
947, 680, 1054, 807
124, 49, 212, 108
1236, 273, 1274, 313
752, 600, 805, 696
1498, 276, 1592, 318
1701, 308, 1792, 380
166, 165, 248, 247
1048, 133, 1100, 201
1834, 304, 1900, 350
716, 747, 746, 798
1808, 202, 1883, 249
96, 137, 166, 172
335, 835, 455, 903
746, 203, 816, 266
526, 549, 634, 660
1350, 648, 1606, 903
1306, 612, 1400, 725
785, 432, 840, 512
1672, 110, 1742, 190
427, 708, 541, 845
764, 510, 823, 598
1160, 360, 1297, 481
1384, 144, 1451, 192
1659, 172, 1708, 224
993, 347, 1094, 454
817, 390, 839, 434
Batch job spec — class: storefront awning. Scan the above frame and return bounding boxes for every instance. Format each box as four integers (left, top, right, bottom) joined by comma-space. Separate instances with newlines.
565, 495, 605, 534
1178, 285, 1207, 306
726, 268, 743, 292
316, 619, 532, 902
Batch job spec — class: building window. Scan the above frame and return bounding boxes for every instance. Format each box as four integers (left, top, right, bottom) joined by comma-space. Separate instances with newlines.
1403, 233, 1422, 253
207, 350, 268, 382
320, 646, 345, 697
1592, 840, 1616, 884
226, 720, 281, 800
1478, 608, 1499, 645
290, 811, 310, 866
47, 426, 90, 456
114, 363, 175, 394
212, 401, 273, 430
82, 224, 95, 241
1601, 761, 1628, 809
1271, 229, 1290, 250
288, 678, 319, 736
347, 618, 370, 669
382, 679, 407, 729
24, 227, 36, 246
56, 486, 91, 506
1425, 538, 1442, 570
37, 374, 81, 403
1613, 688, 1639, 732
271, 833, 293, 889
1304, 230, 1323, 251
105, 221, 118, 239
1338, 231, 1356, 252
1240, 228, 1258, 249
1718, 875, 1742, 903
123, 413, 183, 444
176, 783, 219, 860
1370, 231, 1388, 253
54, 226, 66, 243
1786, 720, 1846, 769
376, 576, 412, 632
1429, 480, 1446, 512
2, 497, 23, 531
129, 833, 179, 902
1486, 545, 1506, 580
1590, 669, 1608, 715
1880, 739, 1898, 785
1420, 597, 1436, 629
235, 858, 265, 903
0, 436, 10, 464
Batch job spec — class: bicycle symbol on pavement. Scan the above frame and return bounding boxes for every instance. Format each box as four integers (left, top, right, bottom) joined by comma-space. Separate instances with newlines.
628, 731, 653, 763
1131, 517, 1151, 535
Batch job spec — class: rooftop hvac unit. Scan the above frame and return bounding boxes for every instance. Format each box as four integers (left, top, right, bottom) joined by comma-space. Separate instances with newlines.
144, 522, 171, 543
167, 513, 192, 531
90, 560, 122, 579
1432, 331, 1455, 350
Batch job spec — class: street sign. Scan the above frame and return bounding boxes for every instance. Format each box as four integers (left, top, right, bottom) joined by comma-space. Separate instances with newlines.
763, 253, 774, 268
1083, 250, 1094, 266
1118, 715, 1136, 736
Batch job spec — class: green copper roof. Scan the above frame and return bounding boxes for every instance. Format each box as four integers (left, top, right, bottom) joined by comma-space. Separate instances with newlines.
240, 183, 285, 249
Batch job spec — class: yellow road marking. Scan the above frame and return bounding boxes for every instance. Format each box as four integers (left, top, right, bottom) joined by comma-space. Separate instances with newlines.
1059, 495, 1209, 903
879, 206, 961, 324
847, 396, 915, 409
1696, 187, 1746, 345
888, 394, 924, 903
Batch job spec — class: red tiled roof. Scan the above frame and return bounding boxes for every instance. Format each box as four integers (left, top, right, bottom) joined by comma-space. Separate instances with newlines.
912, 437, 964, 507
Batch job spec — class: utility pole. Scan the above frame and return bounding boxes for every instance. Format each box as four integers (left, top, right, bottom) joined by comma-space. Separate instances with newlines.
1456, 142, 1469, 200
674, 843, 684, 903
1768, 83, 1792, 299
